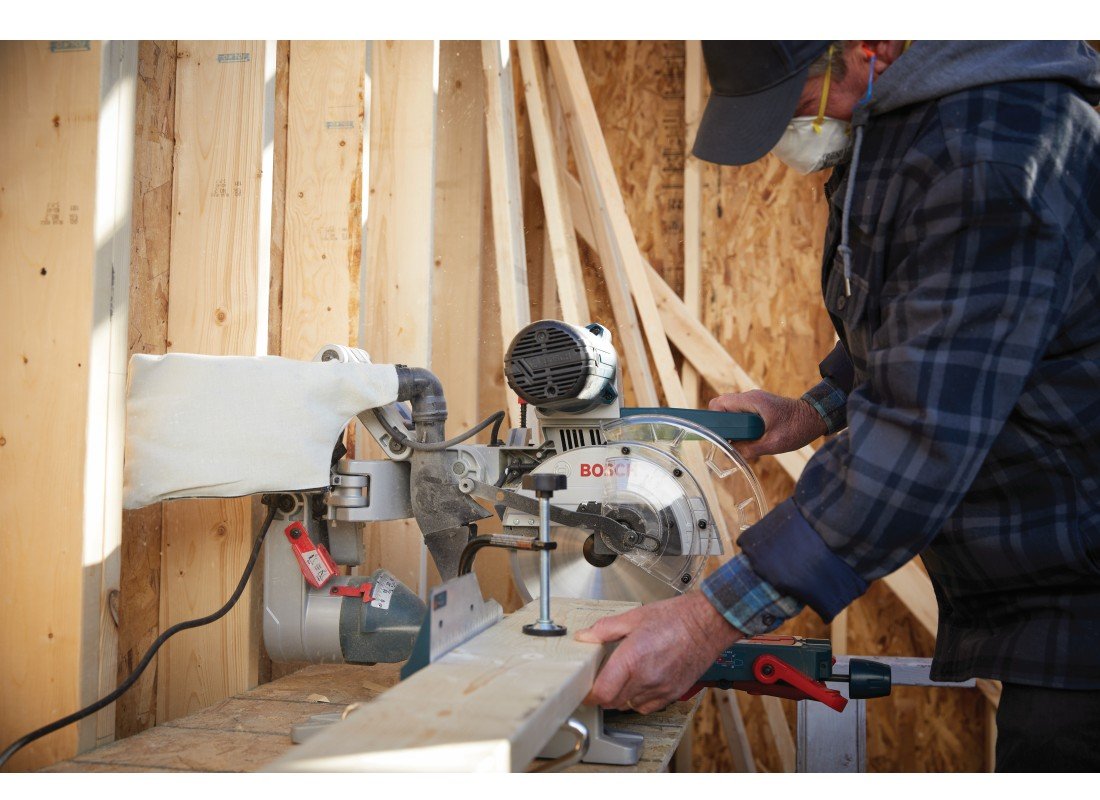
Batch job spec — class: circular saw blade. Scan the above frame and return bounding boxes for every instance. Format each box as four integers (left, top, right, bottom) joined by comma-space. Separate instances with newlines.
511, 413, 768, 605
511, 523, 679, 604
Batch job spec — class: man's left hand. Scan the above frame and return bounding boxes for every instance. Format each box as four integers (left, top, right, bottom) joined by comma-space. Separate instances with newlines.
575, 592, 745, 714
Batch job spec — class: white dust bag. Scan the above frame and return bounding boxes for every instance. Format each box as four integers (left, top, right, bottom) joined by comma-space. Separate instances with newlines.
123, 353, 399, 509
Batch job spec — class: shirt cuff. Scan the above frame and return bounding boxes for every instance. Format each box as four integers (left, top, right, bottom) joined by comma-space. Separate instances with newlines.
701, 553, 804, 637
802, 377, 848, 434
738, 498, 868, 622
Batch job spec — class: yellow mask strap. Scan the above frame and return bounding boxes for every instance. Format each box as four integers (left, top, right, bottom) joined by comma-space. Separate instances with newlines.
812, 45, 834, 134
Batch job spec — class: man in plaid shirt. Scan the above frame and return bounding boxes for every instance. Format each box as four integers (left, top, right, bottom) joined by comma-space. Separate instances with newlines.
576, 41, 1100, 771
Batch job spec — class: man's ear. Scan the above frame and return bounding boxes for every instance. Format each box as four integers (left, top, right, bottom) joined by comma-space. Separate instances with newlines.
860, 40, 906, 71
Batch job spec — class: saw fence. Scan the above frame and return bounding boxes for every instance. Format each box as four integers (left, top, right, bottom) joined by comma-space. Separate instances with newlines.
1, 40, 996, 772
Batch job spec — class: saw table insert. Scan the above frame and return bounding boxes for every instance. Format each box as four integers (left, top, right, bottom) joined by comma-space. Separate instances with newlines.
268, 598, 638, 772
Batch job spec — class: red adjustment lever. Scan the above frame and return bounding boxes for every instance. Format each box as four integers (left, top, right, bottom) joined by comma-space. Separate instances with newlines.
752, 653, 848, 712
329, 583, 374, 603
284, 522, 338, 589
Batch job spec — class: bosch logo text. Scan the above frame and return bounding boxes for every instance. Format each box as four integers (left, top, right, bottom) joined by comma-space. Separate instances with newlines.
579, 462, 631, 478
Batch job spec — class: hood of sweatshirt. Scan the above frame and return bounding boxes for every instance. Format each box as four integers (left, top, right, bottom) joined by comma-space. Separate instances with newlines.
833, 41, 1100, 298
867, 40, 1100, 118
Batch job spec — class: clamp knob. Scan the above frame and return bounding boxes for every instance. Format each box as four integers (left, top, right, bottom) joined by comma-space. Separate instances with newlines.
523, 473, 567, 498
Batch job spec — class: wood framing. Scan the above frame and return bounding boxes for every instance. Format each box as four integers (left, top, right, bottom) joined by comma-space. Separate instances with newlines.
515, 41, 588, 328
545, 44, 656, 406
715, 690, 756, 772
432, 41, 486, 437
116, 40, 177, 741
0, 39, 103, 772
83, 40, 137, 752
159, 40, 267, 722
546, 40, 685, 408
268, 598, 637, 772
280, 41, 365, 359
682, 40, 706, 407
481, 41, 530, 427
361, 40, 436, 593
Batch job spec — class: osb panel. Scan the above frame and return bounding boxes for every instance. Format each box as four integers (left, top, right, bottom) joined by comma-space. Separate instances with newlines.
567, 41, 686, 407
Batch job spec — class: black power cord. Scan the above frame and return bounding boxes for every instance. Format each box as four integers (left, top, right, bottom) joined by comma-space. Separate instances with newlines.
372, 408, 506, 452
0, 499, 281, 770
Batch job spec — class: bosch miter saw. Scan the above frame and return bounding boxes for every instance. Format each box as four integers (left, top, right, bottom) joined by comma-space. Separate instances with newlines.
263, 320, 765, 662
259, 318, 889, 765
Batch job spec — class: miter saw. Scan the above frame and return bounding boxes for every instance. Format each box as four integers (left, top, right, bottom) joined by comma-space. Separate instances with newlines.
261, 318, 889, 767
263, 319, 768, 667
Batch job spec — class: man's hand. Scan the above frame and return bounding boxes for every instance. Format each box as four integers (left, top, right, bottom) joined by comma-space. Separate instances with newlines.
709, 389, 827, 459
575, 592, 744, 714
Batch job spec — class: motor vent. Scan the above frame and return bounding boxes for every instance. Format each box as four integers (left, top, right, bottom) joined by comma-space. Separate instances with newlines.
504, 320, 618, 413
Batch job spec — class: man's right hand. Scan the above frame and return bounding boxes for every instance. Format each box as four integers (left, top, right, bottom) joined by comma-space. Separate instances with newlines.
708, 389, 827, 459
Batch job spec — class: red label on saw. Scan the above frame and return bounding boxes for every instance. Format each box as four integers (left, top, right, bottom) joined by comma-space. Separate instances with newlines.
579, 461, 631, 478
284, 522, 338, 589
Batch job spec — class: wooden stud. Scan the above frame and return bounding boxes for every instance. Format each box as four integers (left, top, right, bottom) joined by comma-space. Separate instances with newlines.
267, 41, 291, 357
481, 41, 530, 427
268, 598, 638, 772
116, 40, 177, 741
360, 41, 436, 593
682, 40, 706, 408
0, 39, 103, 771
280, 41, 366, 360
432, 41, 487, 437
516, 41, 588, 328
159, 40, 267, 723
546, 41, 686, 408
762, 694, 797, 772
545, 44, 656, 406
83, 40, 138, 752
715, 691, 756, 772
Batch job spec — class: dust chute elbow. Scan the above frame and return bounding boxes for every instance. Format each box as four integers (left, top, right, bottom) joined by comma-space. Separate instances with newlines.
395, 365, 447, 443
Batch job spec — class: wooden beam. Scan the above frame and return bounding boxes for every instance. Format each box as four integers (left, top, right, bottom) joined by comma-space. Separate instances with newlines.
433, 41, 486, 437
361, 40, 436, 593
762, 693, 797, 772
83, 39, 137, 752
0, 39, 103, 771
545, 42, 656, 406
546, 40, 685, 408
159, 40, 267, 722
280, 41, 365, 359
516, 41, 588, 328
268, 598, 637, 772
481, 41, 530, 427
116, 40, 176, 741
682, 40, 706, 408
267, 41, 290, 357
715, 691, 756, 772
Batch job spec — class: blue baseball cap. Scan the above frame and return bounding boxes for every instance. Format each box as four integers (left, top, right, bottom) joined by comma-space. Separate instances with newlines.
693, 41, 831, 166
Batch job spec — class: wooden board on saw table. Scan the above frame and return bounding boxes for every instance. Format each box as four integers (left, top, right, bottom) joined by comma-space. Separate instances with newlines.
267, 597, 637, 772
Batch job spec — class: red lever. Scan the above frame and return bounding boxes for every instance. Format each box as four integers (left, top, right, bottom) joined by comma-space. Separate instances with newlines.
329, 583, 375, 603
284, 522, 338, 589
751, 653, 848, 712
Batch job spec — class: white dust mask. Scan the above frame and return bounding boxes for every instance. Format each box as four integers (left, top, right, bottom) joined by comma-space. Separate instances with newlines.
771, 116, 851, 174
770, 44, 851, 174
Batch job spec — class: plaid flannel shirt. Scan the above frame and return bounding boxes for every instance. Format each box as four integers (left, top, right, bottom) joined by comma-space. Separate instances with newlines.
702, 73, 1100, 687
